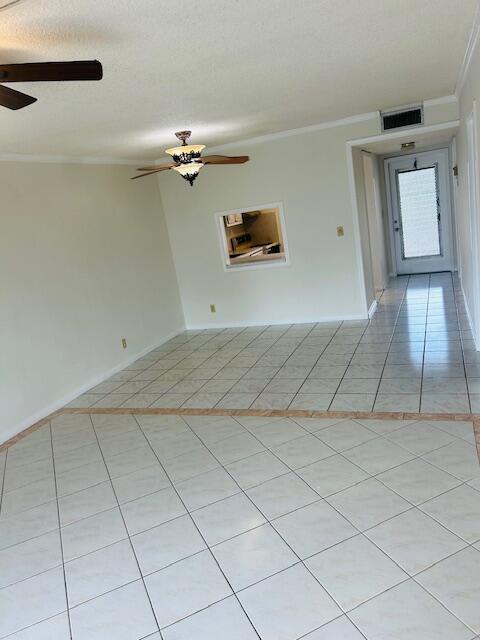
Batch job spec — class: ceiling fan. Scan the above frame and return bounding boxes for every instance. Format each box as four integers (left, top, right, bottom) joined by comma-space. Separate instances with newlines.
0, 60, 103, 110
132, 131, 249, 186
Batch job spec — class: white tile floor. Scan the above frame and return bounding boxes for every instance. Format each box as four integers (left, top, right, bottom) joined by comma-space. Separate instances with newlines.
69, 273, 480, 414
0, 411, 479, 639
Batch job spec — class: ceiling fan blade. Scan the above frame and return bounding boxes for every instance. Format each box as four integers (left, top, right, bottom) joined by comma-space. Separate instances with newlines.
131, 168, 171, 180
0, 84, 37, 109
201, 155, 249, 165
136, 163, 176, 171
0, 60, 103, 83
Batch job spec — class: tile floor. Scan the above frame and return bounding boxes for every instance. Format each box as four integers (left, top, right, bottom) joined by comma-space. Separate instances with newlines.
69, 273, 480, 414
0, 411, 479, 639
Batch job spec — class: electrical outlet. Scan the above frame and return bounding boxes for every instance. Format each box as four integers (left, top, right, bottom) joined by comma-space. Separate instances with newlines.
336, 225, 344, 237
122, 338, 127, 349
210, 304, 216, 313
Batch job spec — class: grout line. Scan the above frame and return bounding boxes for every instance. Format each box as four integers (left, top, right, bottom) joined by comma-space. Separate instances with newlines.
1, 414, 472, 544
226, 415, 473, 536
0, 409, 64, 452
283, 320, 347, 410
295, 614, 370, 640
452, 271, 473, 414
153, 592, 237, 634
417, 273, 430, 413
3, 461, 474, 563
216, 323, 293, 404
148, 414, 358, 633
132, 413, 263, 639
212, 322, 315, 409
148, 324, 280, 410
48, 421, 73, 640
0, 447, 9, 518
178, 324, 276, 409
325, 316, 375, 412
239, 412, 478, 634
0, 612, 71, 639
86, 414, 164, 639
65, 577, 158, 609
371, 274, 409, 411
222, 414, 477, 635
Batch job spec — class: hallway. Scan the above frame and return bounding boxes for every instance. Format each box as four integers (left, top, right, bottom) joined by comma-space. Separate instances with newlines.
365, 272, 475, 413
69, 273, 478, 415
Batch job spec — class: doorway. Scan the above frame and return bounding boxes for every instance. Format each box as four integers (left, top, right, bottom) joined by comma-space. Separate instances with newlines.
385, 148, 453, 275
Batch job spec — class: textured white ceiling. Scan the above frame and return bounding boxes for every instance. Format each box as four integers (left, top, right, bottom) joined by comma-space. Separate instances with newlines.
0, 0, 476, 159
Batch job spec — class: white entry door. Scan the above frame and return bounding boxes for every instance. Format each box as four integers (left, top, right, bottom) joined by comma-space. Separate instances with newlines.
386, 149, 453, 275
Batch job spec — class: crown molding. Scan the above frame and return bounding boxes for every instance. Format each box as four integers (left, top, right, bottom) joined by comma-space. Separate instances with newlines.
456, 0, 480, 97
424, 94, 458, 107
0, 153, 150, 166
154, 110, 379, 163
154, 99, 458, 164
207, 111, 379, 152
1, 95, 459, 168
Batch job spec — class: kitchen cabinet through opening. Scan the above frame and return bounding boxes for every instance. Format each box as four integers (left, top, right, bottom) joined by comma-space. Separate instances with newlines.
217, 204, 288, 270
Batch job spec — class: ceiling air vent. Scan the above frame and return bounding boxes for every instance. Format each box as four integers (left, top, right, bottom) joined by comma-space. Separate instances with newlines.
381, 105, 423, 132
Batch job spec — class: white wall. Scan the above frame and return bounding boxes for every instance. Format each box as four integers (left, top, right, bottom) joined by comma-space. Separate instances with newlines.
0, 97, 463, 441
424, 97, 460, 126
158, 117, 381, 328
158, 99, 459, 330
351, 147, 375, 310
1, 162, 184, 441
456, 31, 480, 347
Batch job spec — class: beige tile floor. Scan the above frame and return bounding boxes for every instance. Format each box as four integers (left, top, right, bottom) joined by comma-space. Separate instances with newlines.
69, 273, 480, 415
0, 411, 479, 639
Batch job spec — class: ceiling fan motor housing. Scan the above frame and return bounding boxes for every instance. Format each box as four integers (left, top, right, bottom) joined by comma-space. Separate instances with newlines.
175, 130, 192, 144
168, 131, 204, 164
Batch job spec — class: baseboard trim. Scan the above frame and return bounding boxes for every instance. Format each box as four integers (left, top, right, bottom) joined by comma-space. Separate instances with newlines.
185, 313, 369, 330
459, 279, 479, 351
2, 326, 185, 445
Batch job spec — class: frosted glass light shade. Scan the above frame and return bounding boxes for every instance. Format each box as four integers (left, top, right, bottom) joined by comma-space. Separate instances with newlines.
172, 161, 204, 185
165, 144, 205, 163
172, 162, 204, 177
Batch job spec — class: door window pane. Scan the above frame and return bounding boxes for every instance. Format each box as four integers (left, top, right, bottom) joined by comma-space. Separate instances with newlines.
397, 167, 441, 259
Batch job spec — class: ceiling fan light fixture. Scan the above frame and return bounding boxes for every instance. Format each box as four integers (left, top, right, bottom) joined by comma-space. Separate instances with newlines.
165, 144, 206, 164
172, 161, 204, 186
132, 131, 249, 183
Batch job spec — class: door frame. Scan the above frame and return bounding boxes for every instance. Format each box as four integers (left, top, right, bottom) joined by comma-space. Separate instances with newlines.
384, 148, 454, 275
345, 119, 459, 316
466, 102, 480, 348
362, 151, 388, 295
